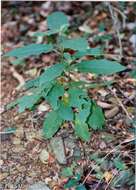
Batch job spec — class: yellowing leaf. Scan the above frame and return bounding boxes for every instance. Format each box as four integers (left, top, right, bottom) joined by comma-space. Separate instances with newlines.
104, 171, 113, 183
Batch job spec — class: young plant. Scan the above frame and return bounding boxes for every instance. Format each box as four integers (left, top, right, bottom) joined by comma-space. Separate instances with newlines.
4, 12, 126, 141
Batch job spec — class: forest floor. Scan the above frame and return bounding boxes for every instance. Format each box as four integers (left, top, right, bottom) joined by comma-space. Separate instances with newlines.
1, 2, 136, 190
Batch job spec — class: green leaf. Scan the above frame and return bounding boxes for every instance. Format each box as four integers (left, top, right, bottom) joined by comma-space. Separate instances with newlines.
39, 63, 64, 85
43, 111, 63, 139
88, 103, 105, 130
76, 59, 126, 75
61, 37, 89, 51
46, 84, 65, 109
47, 11, 69, 30
24, 78, 40, 89
17, 94, 41, 113
64, 179, 77, 189
74, 47, 103, 59
4, 127, 16, 134
61, 167, 73, 177
58, 103, 74, 121
75, 103, 91, 123
113, 158, 126, 170
4, 43, 53, 58
6, 100, 18, 110
130, 69, 136, 79
76, 185, 87, 190
94, 34, 112, 42
10, 58, 25, 65
111, 170, 134, 188
68, 88, 87, 108
74, 122, 90, 141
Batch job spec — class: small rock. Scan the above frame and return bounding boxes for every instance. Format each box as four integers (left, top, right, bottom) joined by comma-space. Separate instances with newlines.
105, 107, 119, 119
28, 182, 51, 190
38, 103, 50, 113
12, 137, 21, 145
50, 137, 67, 164
39, 149, 49, 164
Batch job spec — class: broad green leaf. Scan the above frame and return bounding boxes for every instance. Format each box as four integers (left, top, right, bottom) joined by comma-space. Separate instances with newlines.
94, 34, 112, 42
58, 103, 74, 121
4, 44, 53, 58
130, 69, 136, 79
74, 47, 103, 59
39, 63, 65, 85
68, 88, 87, 98
47, 11, 69, 30
98, 22, 105, 32
7, 93, 42, 112
68, 88, 87, 108
64, 179, 77, 189
95, 171, 104, 180
113, 158, 126, 170
76, 59, 126, 75
10, 58, 25, 65
61, 167, 73, 177
74, 122, 90, 141
43, 111, 63, 139
75, 103, 91, 123
88, 103, 105, 130
61, 37, 89, 51
6, 100, 18, 110
46, 84, 65, 109
76, 185, 87, 190
24, 78, 40, 89
17, 94, 41, 113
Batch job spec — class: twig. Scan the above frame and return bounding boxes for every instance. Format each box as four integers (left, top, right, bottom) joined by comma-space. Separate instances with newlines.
113, 6, 126, 28
107, 2, 123, 60
82, 139, 133, 185
10, 66, 25, 90
108, 87, 133, 121
94, 178, 103, 190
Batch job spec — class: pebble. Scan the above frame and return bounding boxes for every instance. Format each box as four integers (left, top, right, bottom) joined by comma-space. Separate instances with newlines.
28, 182, 51, 190
12, 137, 21, 145
50, 137, 67, 164
39, 149, 49, 164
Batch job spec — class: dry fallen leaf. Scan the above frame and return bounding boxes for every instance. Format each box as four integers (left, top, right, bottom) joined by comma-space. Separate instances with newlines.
97, 101, 113, 109
105, 106, 119, 118
0, 173, 8, 181
104, 171, 113, 183
15, 127, 24, 138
